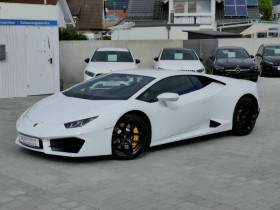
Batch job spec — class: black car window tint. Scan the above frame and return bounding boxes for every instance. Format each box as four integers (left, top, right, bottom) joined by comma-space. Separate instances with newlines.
150, 76, 196, 102
137, 90, 153, 103
189, 76, 203, 90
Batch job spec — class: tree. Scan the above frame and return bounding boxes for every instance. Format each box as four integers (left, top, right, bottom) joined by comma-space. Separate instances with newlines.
59, 28, 88, 40
258, 0, 273, 21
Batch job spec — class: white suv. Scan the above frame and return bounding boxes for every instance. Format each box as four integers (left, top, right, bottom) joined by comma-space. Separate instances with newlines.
84, 48, 140, 80
154, 48, 205, 73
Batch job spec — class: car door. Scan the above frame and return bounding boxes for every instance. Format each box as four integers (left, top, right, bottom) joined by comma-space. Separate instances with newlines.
154, 50, 162, 68
137, 76, 211, 141
255, 45, 263, 70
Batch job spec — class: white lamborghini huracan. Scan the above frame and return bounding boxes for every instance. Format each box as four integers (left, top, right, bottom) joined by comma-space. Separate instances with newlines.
16, 69, 260, 159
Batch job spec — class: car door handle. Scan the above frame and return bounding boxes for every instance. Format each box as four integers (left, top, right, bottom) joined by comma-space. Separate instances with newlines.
48, 58, 53, 64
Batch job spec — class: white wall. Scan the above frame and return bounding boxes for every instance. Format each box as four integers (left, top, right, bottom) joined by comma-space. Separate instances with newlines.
59, 40, 183, 84
0, 3, 58, 20
130, 27, 168, 40
111, 26, 200, 40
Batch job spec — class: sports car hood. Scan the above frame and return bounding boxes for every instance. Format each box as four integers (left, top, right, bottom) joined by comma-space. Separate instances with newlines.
25, 93, 123, 123
216, 58, 256, 68
85, 62, 137, 73
158, 60, 204, 70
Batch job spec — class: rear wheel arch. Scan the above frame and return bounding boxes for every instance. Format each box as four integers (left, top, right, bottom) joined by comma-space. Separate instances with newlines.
232, 94, 259, 136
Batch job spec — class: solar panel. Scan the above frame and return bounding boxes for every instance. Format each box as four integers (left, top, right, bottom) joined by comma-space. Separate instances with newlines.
224, 0, 235, 5
225, 6, 236, 16
235, 0, 246, 5
246, 0, 258, 5
236, 5, 248, 16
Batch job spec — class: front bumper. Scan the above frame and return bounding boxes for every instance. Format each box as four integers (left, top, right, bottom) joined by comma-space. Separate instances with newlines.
15, 117, 113, 157
215, 70, 258, 81
262, 64, 280, 75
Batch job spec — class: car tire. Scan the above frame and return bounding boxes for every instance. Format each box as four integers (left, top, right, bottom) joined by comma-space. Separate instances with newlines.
251, 77, 258, 82
232, 97, 258, 136
112, 114, 150, 160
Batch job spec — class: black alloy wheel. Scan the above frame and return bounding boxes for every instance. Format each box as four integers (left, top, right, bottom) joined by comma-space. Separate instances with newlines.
232, 97, 258, 136
112, 114, 150, 160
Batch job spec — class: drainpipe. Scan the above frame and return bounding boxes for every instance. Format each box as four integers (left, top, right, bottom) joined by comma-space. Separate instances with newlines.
167, 25, 171, 39
169, 0, 174, 24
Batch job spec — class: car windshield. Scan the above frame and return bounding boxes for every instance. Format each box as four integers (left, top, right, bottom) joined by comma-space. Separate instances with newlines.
264, 46, 280, 56
216, 49, 250, 59
91, 51, 134, 62
160, 49, 198, 60
63, 74, 155, 100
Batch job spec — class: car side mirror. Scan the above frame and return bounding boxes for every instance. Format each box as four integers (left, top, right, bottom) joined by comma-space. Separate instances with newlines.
210, 56, 215, 61
84, 58, 90, 63
255, 53, 262, 58
250, 55, 254, 58
154, 57, 159, 62
135, 59, 141, 64
157, 93, 179, 103
199, 57, 203, 62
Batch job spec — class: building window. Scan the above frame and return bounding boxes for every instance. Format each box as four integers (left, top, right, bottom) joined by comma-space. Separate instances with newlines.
174, 1, 185, 13
257, 32, 267, 38
268, 32, 278, 38
188, 1, 196, 13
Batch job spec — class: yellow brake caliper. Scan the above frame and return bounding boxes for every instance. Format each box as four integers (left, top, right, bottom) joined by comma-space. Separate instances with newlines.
237, 109, 242, 122
132, 127, 139, 149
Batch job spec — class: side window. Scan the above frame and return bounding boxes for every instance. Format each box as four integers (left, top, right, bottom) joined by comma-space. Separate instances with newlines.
150, 76, 195, 101
137, 90, 153, 103
189, 76, 203, 90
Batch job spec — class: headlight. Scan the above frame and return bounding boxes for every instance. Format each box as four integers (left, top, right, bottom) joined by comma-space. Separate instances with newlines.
263, 60, 274, 66
250, 65, 258, 71
64, 117, 98, 128
196, 68, 205, 73
85, 70, 95, 77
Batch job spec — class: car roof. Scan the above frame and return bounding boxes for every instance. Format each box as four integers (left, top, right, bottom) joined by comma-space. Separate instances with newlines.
263, 44, 280, 47
163, 48, 194, 51
217, 46, 245, 50
111, 68, 202, 79
96, 48, 129, 52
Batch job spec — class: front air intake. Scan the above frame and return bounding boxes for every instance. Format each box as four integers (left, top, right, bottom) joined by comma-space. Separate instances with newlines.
210, 120, 221, 128
50, 138, 85, 153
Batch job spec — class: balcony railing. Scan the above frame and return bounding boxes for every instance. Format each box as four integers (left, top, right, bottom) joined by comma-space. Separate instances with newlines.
174, 14, 212, 25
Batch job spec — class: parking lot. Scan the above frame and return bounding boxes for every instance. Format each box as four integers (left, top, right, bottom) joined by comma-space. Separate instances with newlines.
0, 77, 280, 210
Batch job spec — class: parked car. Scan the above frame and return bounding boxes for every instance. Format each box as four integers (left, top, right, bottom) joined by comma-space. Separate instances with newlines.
205, 46, 258, 82
255, 44, 280, 77
16, 69, 260, 160
154, 48, 205, 73
84, 48, 140, 80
